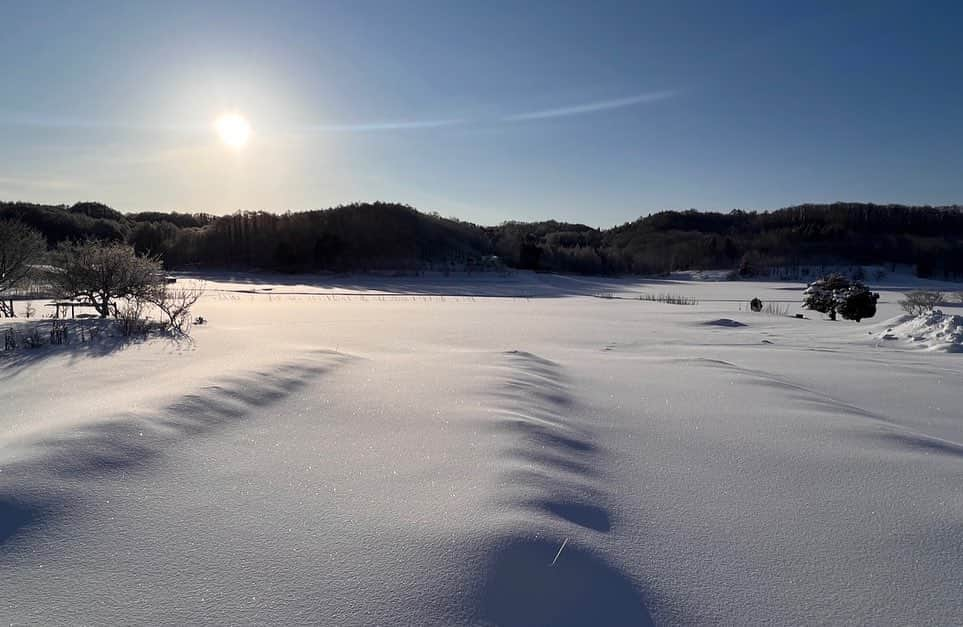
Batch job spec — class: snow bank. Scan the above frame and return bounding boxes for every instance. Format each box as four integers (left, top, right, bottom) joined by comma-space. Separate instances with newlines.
879, 309, 963, 351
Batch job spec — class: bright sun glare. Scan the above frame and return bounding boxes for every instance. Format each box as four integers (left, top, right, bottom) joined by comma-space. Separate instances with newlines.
214, 113, 251, 149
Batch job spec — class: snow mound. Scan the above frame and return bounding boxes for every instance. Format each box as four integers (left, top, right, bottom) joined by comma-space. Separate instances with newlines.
880, 310, 963, 352
701, 318, 747, 327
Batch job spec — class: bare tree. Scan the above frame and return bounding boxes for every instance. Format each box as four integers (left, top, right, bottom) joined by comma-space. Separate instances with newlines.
145, 284, 203, 335
0, 219, 47, 317
898, 290, 944, 316
50, 241, 162, 318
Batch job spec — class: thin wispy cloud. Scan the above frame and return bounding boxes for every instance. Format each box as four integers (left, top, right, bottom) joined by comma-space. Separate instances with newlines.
504, 90, 676, 121
1, 107, 465, 140
2, 90, 675, 142
304, 92, 675, 132
305, 119, 464, 133
0, 110, 204, 133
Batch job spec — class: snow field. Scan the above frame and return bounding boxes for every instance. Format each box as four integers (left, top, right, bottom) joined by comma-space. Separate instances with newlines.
1, 272, 961, 625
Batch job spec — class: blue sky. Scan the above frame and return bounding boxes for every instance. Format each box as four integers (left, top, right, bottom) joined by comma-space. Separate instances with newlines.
1, 0, 961, 226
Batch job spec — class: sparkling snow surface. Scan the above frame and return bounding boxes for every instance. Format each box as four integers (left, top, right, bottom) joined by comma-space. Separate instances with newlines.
2, 272, 961, 625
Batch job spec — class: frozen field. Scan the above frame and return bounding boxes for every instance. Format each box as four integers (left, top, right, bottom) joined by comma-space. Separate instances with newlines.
1, 272, 961, 625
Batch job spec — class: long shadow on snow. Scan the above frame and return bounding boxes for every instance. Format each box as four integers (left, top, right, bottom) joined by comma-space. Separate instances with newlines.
679, 356, 963, 460
0, 349, 349, 548
0, 325, 188, 382
0, 500, 49, 545
530, 499, 611, 532
476, 350, 653, 624
479, 537, 652, 626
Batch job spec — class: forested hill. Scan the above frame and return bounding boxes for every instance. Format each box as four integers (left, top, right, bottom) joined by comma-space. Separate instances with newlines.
2, 200, 962, 278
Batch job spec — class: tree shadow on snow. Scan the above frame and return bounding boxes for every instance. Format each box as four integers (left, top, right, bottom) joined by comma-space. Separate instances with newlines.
0, 325, 188, 380
0, 499, 47, 546
478, 537, 653, 627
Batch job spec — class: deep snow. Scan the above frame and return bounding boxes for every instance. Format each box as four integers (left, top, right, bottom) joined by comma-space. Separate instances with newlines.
1, 272, 961, 625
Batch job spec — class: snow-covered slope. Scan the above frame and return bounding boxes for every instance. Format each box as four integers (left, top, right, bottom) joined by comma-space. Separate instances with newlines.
2, 273, 961, 625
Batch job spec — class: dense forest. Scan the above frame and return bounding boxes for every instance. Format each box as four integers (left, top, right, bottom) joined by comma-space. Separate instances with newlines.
2, 200, 962, 279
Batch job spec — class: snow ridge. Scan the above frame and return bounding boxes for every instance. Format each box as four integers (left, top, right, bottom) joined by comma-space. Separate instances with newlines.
475, 350, 653, 626
0, 349, 350, 547
683, 356, 963, 456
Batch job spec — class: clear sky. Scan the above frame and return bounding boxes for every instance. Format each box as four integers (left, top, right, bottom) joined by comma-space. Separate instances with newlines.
2, 0, 961, 226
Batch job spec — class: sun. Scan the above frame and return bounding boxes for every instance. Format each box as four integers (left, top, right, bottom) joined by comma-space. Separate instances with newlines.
214, 113, 251, 149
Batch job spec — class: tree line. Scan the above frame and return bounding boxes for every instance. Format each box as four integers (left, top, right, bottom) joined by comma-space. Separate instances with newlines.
2, 200, 962, 278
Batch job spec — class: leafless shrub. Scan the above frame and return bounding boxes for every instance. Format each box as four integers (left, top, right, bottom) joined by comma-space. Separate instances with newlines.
116, 298, 149, 337
146, 284, 203, 335
25, 328, 43, 349
23, 302, 35, 318
4, 328, 16, 351
899, 290, 944, 315
49, 320, 70, 345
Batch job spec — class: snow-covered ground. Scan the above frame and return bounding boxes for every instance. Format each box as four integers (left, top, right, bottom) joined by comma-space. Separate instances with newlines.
2, 271, 961, 625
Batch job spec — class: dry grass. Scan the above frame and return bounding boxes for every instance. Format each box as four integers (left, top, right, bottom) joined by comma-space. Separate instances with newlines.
639, 293, 698, 305
761, 302, 791, 316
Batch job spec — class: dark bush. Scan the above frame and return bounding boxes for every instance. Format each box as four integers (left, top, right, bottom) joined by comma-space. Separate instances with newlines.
835, 284, 880, 322
803, 274, 879, 322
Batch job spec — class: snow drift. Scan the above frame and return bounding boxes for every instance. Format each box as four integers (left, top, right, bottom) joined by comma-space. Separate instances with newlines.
879, 309, 963, 351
